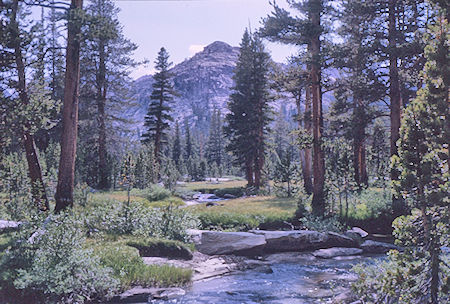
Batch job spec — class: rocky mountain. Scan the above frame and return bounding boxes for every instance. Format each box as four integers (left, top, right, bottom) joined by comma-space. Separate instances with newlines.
129, 41, 241, 134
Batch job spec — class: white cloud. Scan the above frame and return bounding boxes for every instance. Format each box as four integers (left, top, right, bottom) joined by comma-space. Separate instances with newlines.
188, 44, 206, 56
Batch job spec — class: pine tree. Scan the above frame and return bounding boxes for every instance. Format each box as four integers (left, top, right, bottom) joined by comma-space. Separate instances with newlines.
1, 0, 56, 211
261, 0, 327, 215
184, 118, 193, 160
142, 47, 176, 167
55, 0, 84, 212
392, 3, 449, 301
332, 0, 385, 188
225, 30, 272, 189
172, 120, 182, 169
206, 107, 224, 170
79, 0, 138, 190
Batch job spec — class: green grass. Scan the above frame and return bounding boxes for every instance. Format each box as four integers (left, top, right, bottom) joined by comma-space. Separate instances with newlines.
178, 179, 247, 191
127, 238, 193, 260
90, 239, 192, 290
188, 196, 297, 230
89, 191, 184, 208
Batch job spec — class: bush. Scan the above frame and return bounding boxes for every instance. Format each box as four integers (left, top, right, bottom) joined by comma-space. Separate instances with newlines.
213, 187, 244, 198
127, 238, 193, 260
300, 215, 345, 233
0, 213, 119, 303
95, 244, 192, 289
83, 200, 199, 242
197, 212, 292, 231
132, 184, 171, 202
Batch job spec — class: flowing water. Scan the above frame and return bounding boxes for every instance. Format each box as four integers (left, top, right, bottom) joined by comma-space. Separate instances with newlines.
151, 255, 380, 304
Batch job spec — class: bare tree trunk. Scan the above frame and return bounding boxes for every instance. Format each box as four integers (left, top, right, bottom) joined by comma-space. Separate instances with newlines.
11, 0, 49, 211
97, 40, 108, 189
310, 7, 325, 216
55, 0, 83, 213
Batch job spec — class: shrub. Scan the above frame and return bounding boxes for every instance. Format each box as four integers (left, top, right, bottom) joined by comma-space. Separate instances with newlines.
127, 238, 193, 260
132, 184, 171, 202
213, 187, 244, 198
0, 213, 119, 304
300, 215, 345, 233
197, 212, 292, 231
83, 200, 199, 242
95, 244, 192, 289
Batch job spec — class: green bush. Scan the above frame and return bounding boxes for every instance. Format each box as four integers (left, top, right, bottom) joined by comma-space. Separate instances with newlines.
0, 213, 119, 303
83, 200, 199, 242
347, 188, 392, 221
95, 244, 192, 289
300, 215, 345, 233
213, 187, 244, 198
197, 212, 292, 231
132, 184, 171, 202
127, 238, 193, 260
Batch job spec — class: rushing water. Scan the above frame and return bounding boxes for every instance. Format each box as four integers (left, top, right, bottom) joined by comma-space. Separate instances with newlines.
150, 256, 380, 304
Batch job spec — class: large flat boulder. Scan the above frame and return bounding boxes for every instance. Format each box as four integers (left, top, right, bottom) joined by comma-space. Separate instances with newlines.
0, 220, 21, 233
313, 247, 363, 259
250, 230, 358, 252
196, 231, 266, 256
360, 240, 400, 253
323, 232, 359, 248
250, 230, 326, 252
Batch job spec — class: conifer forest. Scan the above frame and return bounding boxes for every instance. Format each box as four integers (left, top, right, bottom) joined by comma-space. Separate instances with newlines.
0, 0, 448, 303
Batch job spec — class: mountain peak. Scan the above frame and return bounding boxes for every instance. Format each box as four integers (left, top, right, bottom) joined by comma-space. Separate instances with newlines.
203, 41, 234, 54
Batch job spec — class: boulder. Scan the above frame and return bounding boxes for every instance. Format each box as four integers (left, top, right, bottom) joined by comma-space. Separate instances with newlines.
360, 240, 400, 253
152, 287, 186, 300
0, 220, 21, 233
250, 230, 326, 252
323, 232, 359, 248
313, 247, 363, 259
350, 227, 369, 238
223, 194, 237, 199
196, 231, 266, 256
249, 230, 358, 252
206, 202, 220, 207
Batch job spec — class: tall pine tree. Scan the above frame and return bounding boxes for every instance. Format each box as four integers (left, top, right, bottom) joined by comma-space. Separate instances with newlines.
225, 30, 271, 189
142, 47, 176, 168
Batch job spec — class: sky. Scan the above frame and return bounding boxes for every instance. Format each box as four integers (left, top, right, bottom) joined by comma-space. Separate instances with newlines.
114, 0, 297, 79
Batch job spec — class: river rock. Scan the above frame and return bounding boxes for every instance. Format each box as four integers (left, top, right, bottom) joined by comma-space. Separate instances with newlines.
223, 194, 237, 199
350, 227, 369, 238
250, 230, 326, 251
313, 247, 363, 259
152, 287, 186, 300
360, 240, 400, 253
196, 231, 266, 255
249, 230, 358, 252
0, 220, 21, 233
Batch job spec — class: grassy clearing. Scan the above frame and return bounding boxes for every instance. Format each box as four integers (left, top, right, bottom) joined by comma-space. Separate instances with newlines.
89, 238, 192, 290
178, 179, 247, 191
189, 196, 297, 230
127, 238, 193, 260
89, 191, 184, 208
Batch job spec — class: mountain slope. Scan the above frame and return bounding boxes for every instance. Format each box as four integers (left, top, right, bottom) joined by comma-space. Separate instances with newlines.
130, 41, 240, 133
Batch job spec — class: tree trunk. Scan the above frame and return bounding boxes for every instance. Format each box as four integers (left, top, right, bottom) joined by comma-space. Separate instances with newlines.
245, 158, 254, 187
297, 87, 313, 194
97, 40, 108, 189
353, 98, 368, 187
55, 0, 83, 213
310, 7, 325, 216
11, 0, 49, 211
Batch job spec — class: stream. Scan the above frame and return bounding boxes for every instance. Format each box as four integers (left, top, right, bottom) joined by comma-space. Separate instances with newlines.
150, 255, 380, 304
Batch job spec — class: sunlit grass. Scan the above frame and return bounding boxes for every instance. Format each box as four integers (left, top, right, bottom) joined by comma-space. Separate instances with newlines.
188, 196, 297, 230
178, 179, 247, 191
